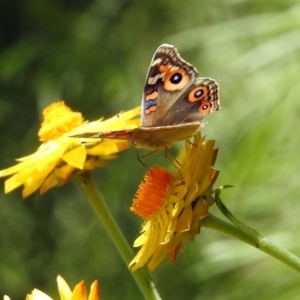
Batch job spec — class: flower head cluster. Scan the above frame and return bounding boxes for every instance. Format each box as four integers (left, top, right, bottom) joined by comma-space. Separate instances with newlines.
130, 134, 219, 271
4, 275, 100, 300
0, 101, 140, 197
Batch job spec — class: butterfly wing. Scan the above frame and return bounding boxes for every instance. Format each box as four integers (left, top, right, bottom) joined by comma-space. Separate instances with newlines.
160, 77, 220, 125
73, 44, 220, 150
72, 129, 135, 140
71, 125, 201, 150
142, 44, 198, 127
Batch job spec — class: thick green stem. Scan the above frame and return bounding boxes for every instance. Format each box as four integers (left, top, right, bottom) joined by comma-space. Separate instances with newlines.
202, 213, 300, 273
74, 173, 161, 300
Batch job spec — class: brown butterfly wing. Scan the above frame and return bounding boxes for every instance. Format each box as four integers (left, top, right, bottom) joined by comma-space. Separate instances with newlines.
157, 77, 220, 126
142, 44, 197, 127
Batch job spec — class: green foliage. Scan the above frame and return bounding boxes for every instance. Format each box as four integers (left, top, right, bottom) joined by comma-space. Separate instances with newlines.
0, 0, 300, 299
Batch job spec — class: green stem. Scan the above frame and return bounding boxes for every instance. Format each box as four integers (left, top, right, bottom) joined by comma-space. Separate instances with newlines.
74, 173, 161, 300
202, 213, 300, 273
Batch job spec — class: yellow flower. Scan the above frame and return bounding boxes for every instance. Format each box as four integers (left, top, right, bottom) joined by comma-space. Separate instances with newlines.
0, 101, 140, 198
129, 133, 219, 271
22, 275, 99, 300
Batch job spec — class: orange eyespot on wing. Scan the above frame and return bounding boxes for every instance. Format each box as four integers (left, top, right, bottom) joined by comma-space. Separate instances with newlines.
158, 63, 191, 92
188, 86, 209, 102
198, 100, 212, 115
164, 69, 190, 91
186, 86, 212, 115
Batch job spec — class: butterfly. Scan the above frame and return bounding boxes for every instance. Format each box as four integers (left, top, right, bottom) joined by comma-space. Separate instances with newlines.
75, 44, 220, 150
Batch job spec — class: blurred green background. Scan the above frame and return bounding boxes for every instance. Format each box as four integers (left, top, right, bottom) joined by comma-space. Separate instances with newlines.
0, 0, 300, 299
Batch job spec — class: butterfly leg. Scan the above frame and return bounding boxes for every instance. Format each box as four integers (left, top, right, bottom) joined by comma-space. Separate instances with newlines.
164, 148, 182, 167
187, 139, 197, 147
163, 148, 186, 183
136, 149, 158, 168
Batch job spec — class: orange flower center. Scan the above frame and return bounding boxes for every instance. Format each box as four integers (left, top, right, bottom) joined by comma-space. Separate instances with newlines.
38, 101, 84, 141
131, 166, 173, 219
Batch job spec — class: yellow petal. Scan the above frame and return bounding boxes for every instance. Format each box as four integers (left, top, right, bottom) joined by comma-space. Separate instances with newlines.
54, 164, 75, 180
40, 173, 59, 195
62, 145, 86, 169
87, 281, 100, 300
57, 275, 72, 300
26, 289, 53, 300
176, 205, 193, 233
0, 160, 33, 177
86, 140, 129, 156
23, 176, 46, 198
193, 198, 209, 219
70, 281, 87, 300
72, 106, 140, 135
133, 232, 148, 247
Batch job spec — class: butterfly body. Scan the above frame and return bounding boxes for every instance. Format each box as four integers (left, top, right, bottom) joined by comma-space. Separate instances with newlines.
75, 44, 220, 150
102, 123, 201, 150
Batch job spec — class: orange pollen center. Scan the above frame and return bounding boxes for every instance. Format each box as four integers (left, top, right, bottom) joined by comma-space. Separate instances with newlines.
130, 166, 173, 219
38, 101, 84, 141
